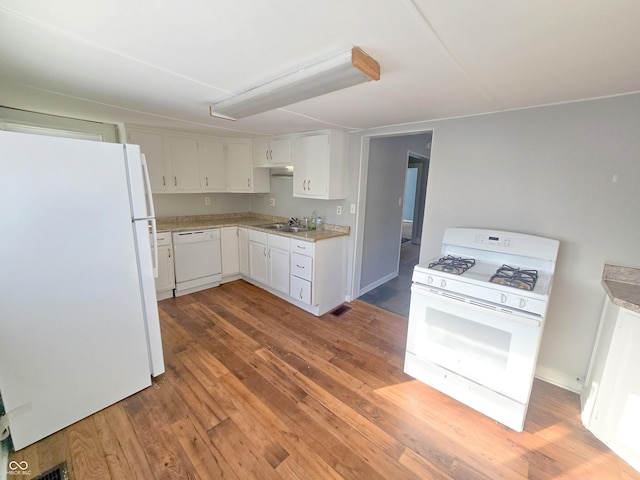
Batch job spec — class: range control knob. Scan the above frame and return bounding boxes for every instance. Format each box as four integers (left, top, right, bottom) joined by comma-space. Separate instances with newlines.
426, 276, 434, 285
498, 294, 508, 304
440, 279, 447, 288
517, 298, 526, 309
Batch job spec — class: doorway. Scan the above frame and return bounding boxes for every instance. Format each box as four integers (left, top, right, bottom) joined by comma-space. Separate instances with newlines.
357, 133, 431, 317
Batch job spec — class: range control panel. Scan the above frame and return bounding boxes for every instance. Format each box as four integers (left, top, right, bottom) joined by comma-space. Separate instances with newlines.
475, 234, 512, 247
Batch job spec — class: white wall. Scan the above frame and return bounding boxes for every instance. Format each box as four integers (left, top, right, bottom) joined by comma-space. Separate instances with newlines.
354, 93, 640, 391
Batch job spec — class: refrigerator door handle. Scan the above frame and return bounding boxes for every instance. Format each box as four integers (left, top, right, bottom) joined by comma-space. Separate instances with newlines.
150, 218, 158, 278
139, 153, 158, 277
140, 153, 155, 219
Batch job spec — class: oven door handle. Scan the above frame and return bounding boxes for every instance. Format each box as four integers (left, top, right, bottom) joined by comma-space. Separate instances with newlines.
410, 283, 542, 328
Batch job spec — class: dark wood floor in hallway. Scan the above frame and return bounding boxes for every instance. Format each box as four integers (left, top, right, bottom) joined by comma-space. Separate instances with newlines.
9, 280, 639, 479
360, 240, 420, 317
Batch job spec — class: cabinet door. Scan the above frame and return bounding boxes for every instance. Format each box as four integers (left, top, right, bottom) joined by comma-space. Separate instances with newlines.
221, 227, 239, 276
238, 228, 249, 276
269, 246, 290, 294
155, 245, 175, 293
293, 134, 329, 197
249, 240, 268, 284
128, 130, 169, 192
252, 140, 270, 167
303, 134, 329, 197
292, 137, 308, 197
226, 143, 252, 192
200, 139, 226, 192
168, 136, 201, 191
270, 138, 292, 166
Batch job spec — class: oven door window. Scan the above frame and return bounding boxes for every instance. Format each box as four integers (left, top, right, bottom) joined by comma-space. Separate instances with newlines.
407, 286, 541, 403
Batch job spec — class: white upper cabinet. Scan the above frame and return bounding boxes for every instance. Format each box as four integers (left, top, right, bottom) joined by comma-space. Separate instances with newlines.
200, 139, 226, 192
167, 135, 201, 192
252, 140, 270, 167
253, 137, 293, 167
227, 142, 270, 193
293, 130, 346, 199
126, 126, 269, 194
127, 129, 170, 192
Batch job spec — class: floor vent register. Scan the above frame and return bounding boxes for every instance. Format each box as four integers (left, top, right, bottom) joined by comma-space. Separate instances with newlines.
34, 462, 70, 480
330, 305, 351, 317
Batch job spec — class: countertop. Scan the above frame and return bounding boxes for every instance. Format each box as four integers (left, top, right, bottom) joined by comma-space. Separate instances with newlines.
156, 213, 350, 242
601, 264, 640, 315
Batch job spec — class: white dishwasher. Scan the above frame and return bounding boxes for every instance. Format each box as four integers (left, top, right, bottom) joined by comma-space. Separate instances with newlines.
172, 228, 222, 296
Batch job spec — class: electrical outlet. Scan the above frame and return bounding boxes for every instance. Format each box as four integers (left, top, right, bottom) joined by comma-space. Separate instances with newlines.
350, 204, 356, 214
204, 196, 211, 206
336, 205, 342, 215
269, 197, 276, 206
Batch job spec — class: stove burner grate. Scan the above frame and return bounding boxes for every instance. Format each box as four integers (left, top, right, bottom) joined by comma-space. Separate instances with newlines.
490, 265, 538, 291
428, 255, 476, 275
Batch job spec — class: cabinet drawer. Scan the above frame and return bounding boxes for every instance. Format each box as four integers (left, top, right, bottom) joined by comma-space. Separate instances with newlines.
290, 239, 314, 256
291, 252, 312, 281
290, 275, 311, 305
156, 232, 172, 247
249, 229, 267, 243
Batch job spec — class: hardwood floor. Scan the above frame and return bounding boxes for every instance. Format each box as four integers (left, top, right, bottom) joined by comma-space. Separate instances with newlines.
9, 280, 639, 479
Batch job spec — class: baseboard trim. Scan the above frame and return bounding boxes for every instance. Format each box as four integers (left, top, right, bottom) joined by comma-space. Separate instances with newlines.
535, 365, 584, 394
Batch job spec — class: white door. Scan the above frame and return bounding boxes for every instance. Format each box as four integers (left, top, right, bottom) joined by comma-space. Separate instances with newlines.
0, 131, 153, 450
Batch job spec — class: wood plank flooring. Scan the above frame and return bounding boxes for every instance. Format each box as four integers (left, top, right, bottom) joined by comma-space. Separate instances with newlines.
9, 280, 640, 479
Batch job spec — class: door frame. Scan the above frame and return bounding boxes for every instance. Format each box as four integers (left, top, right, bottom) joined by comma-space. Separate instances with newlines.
351, 129, 433, 299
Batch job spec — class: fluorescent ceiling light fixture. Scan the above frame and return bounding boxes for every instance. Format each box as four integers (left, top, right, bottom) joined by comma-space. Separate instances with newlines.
209, 47, 380, 121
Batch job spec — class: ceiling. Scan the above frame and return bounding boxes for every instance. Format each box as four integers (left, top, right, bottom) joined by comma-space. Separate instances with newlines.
1, 0, 639, 138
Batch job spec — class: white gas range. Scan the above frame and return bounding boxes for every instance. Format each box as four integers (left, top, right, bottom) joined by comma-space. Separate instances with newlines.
405, 228, 559, 431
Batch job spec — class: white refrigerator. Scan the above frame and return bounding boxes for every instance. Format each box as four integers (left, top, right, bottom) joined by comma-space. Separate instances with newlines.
0, 130, 164, 450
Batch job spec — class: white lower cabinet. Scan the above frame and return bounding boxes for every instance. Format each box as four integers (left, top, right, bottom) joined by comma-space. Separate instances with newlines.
288, 237, 346, 315
220, 226, 240, 280
154, 232, 175, 300
165, 222, 346, 316
267, 234, 290, 294
290, 274, 312, 304
238, 227, 249, 276
248, 230, 268, 284
581, 298, 640, 473
248, 230, 289, 294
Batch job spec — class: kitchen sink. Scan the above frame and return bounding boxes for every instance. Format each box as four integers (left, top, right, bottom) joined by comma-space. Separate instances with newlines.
258, 223, 310, 233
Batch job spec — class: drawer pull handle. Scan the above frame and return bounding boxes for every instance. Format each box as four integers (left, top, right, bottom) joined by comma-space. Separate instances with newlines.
296, 264, 304, 269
